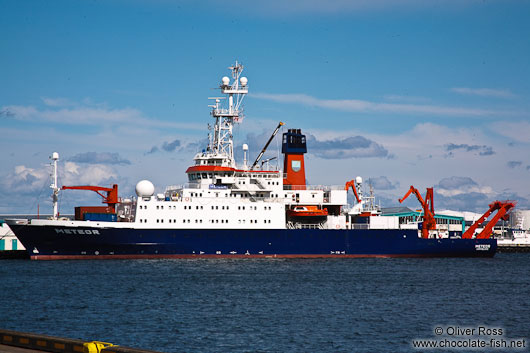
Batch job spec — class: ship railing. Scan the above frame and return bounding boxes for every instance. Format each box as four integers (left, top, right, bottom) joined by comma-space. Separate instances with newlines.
287, 222, 324, 230
351, 223, 370, 230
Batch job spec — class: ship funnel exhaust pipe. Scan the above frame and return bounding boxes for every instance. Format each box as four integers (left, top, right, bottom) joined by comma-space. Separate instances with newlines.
282, 128, 307, 190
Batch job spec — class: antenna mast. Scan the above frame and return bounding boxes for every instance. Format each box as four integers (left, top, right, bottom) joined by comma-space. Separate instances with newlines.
50, 152, 60, 220
207, 61, 248, 166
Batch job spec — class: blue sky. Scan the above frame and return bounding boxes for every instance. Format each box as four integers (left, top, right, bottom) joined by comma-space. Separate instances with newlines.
1, 0, 529, 214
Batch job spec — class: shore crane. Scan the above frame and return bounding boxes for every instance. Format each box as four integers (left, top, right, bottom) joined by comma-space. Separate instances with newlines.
462, 200, 516, 239
399, 186, 436, 239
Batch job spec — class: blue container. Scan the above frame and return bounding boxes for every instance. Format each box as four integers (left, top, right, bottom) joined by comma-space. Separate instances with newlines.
84, 213, 117, 222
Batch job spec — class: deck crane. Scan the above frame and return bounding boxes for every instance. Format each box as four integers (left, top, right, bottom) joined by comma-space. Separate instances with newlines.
462, 200, 516, 239
251, 122, 284, 170
61, 184, 119, 212
399, 186, 436, 239
344, 179, 362, 204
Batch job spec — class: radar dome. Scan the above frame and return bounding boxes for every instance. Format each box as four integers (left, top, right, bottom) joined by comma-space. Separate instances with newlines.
356, 176, 363, 184
135, 180, 155, 197
242, 143, 249, 151
222, 76, 230, 86
240, 77, 248, 86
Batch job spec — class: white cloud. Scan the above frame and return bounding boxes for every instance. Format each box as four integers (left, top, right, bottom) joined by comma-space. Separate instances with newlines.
489, 121, 530, 143
251, 92, 509, 117
451, 87, 516, 99
1, 101, 205, 131
202, 0, 481, 15
1, 165, 49, 195
41, 97, 76, 107
62, 162, 118, 185
436, 176, 494, 197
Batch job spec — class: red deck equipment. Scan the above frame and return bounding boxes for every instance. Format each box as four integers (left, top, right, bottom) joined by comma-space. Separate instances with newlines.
399, 186, 436, 239
462, 200, 516, 239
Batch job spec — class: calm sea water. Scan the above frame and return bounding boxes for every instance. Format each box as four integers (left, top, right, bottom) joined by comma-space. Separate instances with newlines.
1, 254, 529, 353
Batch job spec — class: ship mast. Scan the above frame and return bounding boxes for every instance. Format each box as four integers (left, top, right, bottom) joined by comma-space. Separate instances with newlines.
207, 61, 248, 167
50, 152, 60, 220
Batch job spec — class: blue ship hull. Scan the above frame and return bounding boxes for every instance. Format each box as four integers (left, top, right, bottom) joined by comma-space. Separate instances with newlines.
8, 224, 496, 260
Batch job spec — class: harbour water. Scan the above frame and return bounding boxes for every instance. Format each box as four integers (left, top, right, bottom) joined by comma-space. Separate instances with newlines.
1, 254, 528, 352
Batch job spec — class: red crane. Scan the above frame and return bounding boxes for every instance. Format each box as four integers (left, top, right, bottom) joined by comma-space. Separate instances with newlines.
462, 200, 516, 239
61, 184, 119, 212
399, 186, 436, 239
344, 180, 361, 204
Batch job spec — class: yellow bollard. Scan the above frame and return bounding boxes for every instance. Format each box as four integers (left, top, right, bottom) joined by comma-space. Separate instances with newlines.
83, 341, 114, 353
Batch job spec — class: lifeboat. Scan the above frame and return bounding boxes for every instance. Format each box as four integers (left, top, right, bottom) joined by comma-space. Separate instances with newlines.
287, 205, 328, 217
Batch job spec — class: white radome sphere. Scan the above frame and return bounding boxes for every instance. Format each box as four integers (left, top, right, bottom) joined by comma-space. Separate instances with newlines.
240, 77, 248, 86
222, 76, 230, 86
135, 180, 155, 197
242, 143, 249, 151
356, 176, 363, 184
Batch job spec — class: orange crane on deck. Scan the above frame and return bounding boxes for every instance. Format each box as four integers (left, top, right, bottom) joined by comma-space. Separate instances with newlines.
462, 200, 516, 239
61, 184, 119, 212
344, 180, 361, 204
399, 186, 436, 239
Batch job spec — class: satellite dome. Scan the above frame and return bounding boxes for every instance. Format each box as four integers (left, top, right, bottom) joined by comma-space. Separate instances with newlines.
240, 77, 248, 86
222, 76, 230, 86
242, 143, 249, 151
356, 176, 363, 184
135, 180, 155, 197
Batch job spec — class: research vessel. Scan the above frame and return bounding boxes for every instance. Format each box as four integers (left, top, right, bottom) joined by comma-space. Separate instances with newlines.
7, 62, 496, 259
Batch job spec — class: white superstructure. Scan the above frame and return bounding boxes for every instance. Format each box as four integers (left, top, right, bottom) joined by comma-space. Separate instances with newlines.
26, 62, 387, 233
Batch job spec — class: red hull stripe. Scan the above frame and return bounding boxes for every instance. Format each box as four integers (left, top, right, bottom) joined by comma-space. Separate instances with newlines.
30, 253, 491, 260
185, 165, 280, 174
